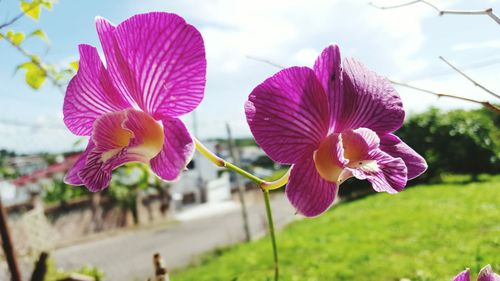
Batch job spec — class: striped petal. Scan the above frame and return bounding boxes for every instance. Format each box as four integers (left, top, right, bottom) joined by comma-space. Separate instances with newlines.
63, 44, 130, 136
78, 147, 143, 192
379, 134, 427, 180
341, 128, 380, 162
453, 269, 471, 281
245, 66, 329, 164
95, 17, 137, 107
336, 58, 404, 134
350, 150, 407, 193
286, 153, 338, 217
76, 109, 165, 191
64, 141, 95, 185
340, 128, 407, 193
105, 12, 206, 119
313, 45, 343, 130
150, 117, 194, 181
478, 265, 500, 281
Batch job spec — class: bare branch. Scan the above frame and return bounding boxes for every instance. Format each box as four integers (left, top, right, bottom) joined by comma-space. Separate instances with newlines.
0, 12, 25, 30
369, 0, 439, 12
369, 0, 500, 25
0, 3, 40, 30
247, 55, 500, 113
390, 80, 500, 114
246, 55, 284, 69
439, 56, 500, 100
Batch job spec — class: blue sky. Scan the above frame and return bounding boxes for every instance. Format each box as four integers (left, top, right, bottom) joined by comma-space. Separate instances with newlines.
0, 0, 499, 153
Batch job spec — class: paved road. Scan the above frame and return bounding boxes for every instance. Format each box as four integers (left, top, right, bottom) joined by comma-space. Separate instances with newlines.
53, 194, 297, 281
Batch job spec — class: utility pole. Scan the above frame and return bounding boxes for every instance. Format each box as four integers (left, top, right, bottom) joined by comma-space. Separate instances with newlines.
0, 195, 22, 281
226, 123, 251, 242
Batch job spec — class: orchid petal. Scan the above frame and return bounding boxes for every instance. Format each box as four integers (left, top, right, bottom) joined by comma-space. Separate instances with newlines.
453, 269, 471, 281
351, 150, 407, 193
63, 44, 130, 136
91, 110, 132, 151
95, 17, 137, 107
337, 58, 404, 134
286, 153, 338, 217
78, 109, 165, 191
122, 109, 165, 159
150, 117, 194, 181
110, 12, 206, 118
379, 133, 427, 180
64, 141, 95, 185
478, 265, 500, 281
341, 128, 380, 162
79, 148, 144, 192
313, 45, 343, 129
313, 133, 346, 183
245, 66, 329, 164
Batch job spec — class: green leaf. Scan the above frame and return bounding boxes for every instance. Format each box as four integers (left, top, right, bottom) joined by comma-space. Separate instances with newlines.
69, 60, 79, 71
17, 61, 46, 89
20, 0, 41, 20
40, 0, 53, 10
6, 31, 25, 46
28, 29, 49, 43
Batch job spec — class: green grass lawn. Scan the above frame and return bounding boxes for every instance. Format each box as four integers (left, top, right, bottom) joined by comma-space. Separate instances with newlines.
173, 175, 500, 281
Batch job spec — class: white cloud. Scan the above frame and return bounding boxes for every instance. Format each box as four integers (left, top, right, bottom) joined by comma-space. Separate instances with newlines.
128, 0, 435, 138
4, 0, 496, 153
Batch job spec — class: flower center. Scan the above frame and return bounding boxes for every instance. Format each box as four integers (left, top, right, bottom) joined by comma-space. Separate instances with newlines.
125, 110, 165, 160
313, 134, 344, 183
313, 128, 381, 184
94, 109, 164, 162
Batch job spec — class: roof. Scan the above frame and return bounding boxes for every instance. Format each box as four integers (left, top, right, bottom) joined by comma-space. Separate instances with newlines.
11, 154, 81, 187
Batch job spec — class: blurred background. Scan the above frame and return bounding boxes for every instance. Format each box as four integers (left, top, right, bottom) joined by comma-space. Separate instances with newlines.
0, 0, 498, 280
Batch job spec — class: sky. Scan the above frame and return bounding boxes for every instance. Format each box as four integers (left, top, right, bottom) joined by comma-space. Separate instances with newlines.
0, 0, 499, 153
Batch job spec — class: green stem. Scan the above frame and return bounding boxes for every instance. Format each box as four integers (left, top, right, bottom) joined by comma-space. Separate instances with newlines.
194, 137, 282, 280
263, 188, 279, 281
193, 138, 289, 189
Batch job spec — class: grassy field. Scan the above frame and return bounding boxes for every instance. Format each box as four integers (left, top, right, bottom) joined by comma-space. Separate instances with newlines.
173, 175, 500, 281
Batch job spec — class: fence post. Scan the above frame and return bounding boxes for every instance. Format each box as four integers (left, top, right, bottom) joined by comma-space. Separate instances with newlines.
0, 195, 22, 281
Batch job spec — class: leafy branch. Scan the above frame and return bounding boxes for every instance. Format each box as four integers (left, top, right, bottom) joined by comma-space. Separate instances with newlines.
369, 0, 500, 25
0, 0, 76, 91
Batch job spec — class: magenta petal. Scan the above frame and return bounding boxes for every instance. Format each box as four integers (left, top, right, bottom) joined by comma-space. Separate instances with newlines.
453, 269, 471, 281
111, 12, 206, 118
478, 265, 500, 281
313, 45, 343, 129
91, 111, 132, 150
245, 66, 329, 164
379, 134, 427, 180
63, 44, 130, 136
286, 154, 338, 217
79, 148, 143, 192
64, 141, 95, 185
95, 17, 136, 107
352, 150, 408, 193
341, 128, 380, 161
338, 58, 404, 134
150, 117, 194, 181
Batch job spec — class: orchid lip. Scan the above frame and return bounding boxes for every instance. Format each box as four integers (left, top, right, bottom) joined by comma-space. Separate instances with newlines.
313, 134, 344, 183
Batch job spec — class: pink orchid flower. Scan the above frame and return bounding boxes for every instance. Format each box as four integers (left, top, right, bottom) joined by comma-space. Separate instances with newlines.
454, 265, 500, 281
245, 45, 427, 217
63, 12, 206, 191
